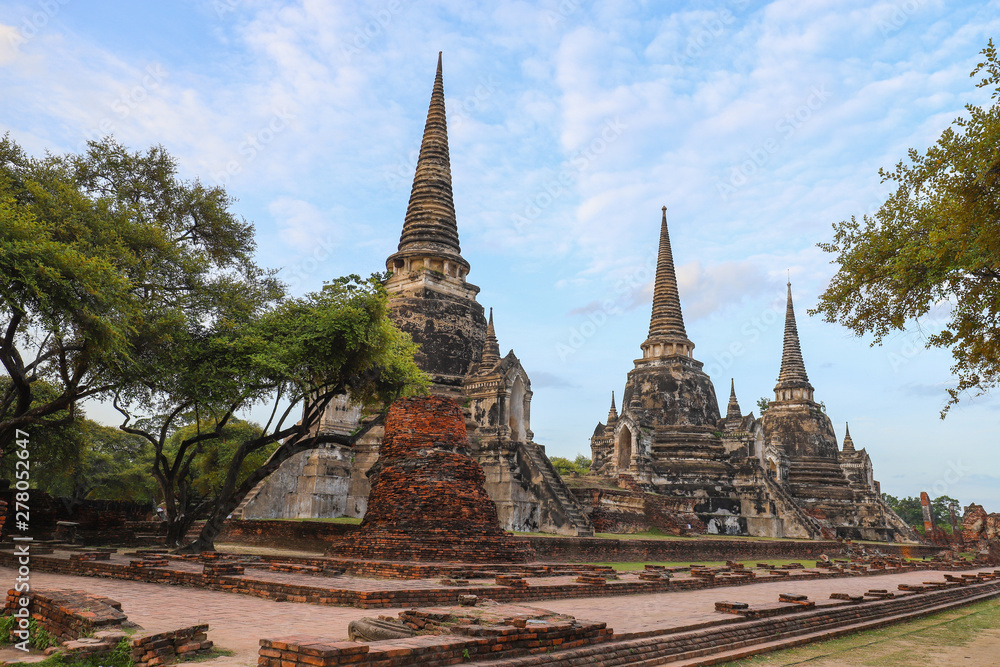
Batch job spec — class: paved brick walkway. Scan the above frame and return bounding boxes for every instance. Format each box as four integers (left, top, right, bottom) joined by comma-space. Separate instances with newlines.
0, 566, 991, 667
0, 566, 406, 667
539, 567, 998, 636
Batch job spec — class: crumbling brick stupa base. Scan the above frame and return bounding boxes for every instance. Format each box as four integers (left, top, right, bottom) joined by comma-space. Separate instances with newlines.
327, 395, 532, 563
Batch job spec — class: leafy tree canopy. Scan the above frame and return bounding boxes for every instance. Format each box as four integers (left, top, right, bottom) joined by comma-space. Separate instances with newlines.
551, 455, 592, 477
44, 419, 157, 506
117, 274, 427, 550
882, 493, 963, 528
812, 41, 1000, 415
0, 135, 274, 455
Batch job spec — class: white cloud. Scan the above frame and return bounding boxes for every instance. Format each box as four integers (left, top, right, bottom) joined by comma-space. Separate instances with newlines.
269, 197, 337, 252
677, 259, 779, 321
0, 23, 21, 65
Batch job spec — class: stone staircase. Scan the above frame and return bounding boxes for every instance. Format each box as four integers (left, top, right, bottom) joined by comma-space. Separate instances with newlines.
519, 442, 595, 537
758, 470, 825, 539
230, 477, 271, 520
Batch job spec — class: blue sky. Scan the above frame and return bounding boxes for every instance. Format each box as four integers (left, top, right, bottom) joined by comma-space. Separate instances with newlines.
2, 0, 998, 509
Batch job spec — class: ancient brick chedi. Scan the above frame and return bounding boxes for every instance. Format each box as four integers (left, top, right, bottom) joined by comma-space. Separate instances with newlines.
236, 54, 593, 537
588, 211, 918, 542
328, 396, 531, 562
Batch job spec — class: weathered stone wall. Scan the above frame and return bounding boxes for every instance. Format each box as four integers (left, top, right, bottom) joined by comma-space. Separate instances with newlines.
211, 520, 358, 552
387, 287, 486, 380
0, 491, 150, 539
963, 503, 1000, 545
238, 450, 310, 519
239, 446, 351, 520
571, 485, 703, 535
524, 535, 942, 563
475, 440, 542, 532
759, 404, 840, 461
622, 356, 721, 428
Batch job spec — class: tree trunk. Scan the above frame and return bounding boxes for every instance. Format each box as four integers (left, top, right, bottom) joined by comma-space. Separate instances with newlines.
165, 513, 195, 548
179, 511, 227, 554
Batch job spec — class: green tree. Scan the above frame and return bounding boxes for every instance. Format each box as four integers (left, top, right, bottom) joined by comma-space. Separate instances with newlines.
550, 455, 592, 477
0, 378, 83, 479
931, 494, 961, 528
40, 419, 157, 510
756, 397, 770, 415
0, 135, 272, 456
881, 493, 923, 526
812, 41, 1000, 415
115, 275, 427, 551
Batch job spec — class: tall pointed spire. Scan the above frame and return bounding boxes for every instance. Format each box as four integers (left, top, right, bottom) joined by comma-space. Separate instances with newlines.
649, 206, 688, 339
641, 207, 694, 359
726, 378, 742, 422
774, 281, 815, 402
607, 391, 618, 424
480, 307, 501, 369
842, 422, 855, 452
395, 52, 465, 261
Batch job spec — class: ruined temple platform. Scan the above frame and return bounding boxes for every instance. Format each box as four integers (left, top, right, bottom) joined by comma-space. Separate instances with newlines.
0, 544, 975, 610
2, 562, 997, 667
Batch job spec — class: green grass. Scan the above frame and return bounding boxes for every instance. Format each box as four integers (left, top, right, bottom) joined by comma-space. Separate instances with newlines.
592, 528, 688, 540
717, 597, 1000, 666
5, 637, 133, 667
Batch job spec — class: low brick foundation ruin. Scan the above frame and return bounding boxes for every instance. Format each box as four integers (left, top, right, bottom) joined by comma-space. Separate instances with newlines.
4, 588, 126, 640
0, 547, 977, 611
2, 587, 213, 667
260, 608, 612, 666
259, 572, 1000, 666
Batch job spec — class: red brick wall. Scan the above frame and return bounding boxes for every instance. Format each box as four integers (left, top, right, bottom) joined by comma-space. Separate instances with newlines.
328, 396, 531, 563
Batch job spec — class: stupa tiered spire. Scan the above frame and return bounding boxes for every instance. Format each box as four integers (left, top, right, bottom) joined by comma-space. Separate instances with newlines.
479, 308, 501, 369
726, 379, 743, 422
641, 207, 695, 359
388, 52, 469, 272
607, 392, 618, 424
842, 423, 856, 452
774, 282, 815, 401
